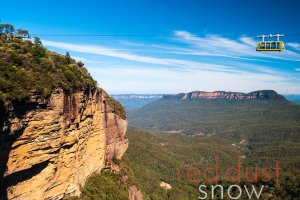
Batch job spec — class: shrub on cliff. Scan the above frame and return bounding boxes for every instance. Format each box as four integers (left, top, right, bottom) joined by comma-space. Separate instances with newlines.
0, 32, 97, 102
80, 170, 129, 200
106, 95, 127, 119
0, 24, 127, 119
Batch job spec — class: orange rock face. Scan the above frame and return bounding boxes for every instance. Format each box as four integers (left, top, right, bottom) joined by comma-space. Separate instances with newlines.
0, 88, 128, 200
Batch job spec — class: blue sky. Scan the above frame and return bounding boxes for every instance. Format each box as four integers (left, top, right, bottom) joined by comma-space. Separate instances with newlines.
1, 0, 300, 94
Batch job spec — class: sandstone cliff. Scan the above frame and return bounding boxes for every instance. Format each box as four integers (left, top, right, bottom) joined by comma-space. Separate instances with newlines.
0, 87, 128, 200
162, 90, 285, 100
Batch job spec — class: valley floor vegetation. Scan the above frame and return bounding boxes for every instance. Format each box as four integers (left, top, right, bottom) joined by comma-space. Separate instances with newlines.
66, 170, 129, 200
122, 128, 300, 200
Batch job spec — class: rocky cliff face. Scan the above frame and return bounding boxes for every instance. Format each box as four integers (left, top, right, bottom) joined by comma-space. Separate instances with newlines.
0, 88, 128, 200
163, 90, 285, 100
128, 186, 143, 200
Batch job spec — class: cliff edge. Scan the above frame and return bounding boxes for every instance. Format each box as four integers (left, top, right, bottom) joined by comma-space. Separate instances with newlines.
0, 88, 128, 199
0, 25, 129, 200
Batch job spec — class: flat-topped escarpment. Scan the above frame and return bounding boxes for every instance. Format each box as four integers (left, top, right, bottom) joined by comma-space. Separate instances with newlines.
162, 90, 285, 100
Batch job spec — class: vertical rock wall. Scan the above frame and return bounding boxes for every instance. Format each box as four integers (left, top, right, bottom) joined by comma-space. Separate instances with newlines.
0, 88, 128, 200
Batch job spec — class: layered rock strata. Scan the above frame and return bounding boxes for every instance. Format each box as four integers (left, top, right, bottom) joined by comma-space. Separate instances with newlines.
0, 88, 128, 200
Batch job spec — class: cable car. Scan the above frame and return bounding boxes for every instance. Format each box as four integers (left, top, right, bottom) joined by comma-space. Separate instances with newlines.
256, 34, 284, 51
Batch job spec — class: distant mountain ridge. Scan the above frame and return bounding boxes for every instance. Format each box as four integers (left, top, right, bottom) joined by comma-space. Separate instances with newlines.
128, 89, 300, 137
162, 90, 285, 100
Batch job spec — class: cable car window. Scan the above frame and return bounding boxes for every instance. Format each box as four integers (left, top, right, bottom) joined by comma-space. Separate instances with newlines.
266, 43, 270, 49
271, 42, 276, 49
260, 43, 265, 48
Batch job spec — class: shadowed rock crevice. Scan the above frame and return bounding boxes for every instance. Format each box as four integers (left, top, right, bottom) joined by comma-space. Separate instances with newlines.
0, 100, 40, 200
0, 160, 50, 200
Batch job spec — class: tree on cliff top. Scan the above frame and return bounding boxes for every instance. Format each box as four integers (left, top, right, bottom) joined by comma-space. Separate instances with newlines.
0, 24, 29, 40
0, 24, 126, 119
0, 24, 97, 102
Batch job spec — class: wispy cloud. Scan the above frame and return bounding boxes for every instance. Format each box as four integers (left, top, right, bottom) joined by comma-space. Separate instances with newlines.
88, 65, 299, 94
42, 33, 300, 94
151, 44, 272, 62
287, 43, 300, 51
71, 56, 105, 64
43, 40, 253, 73
173, 30, 300, 61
